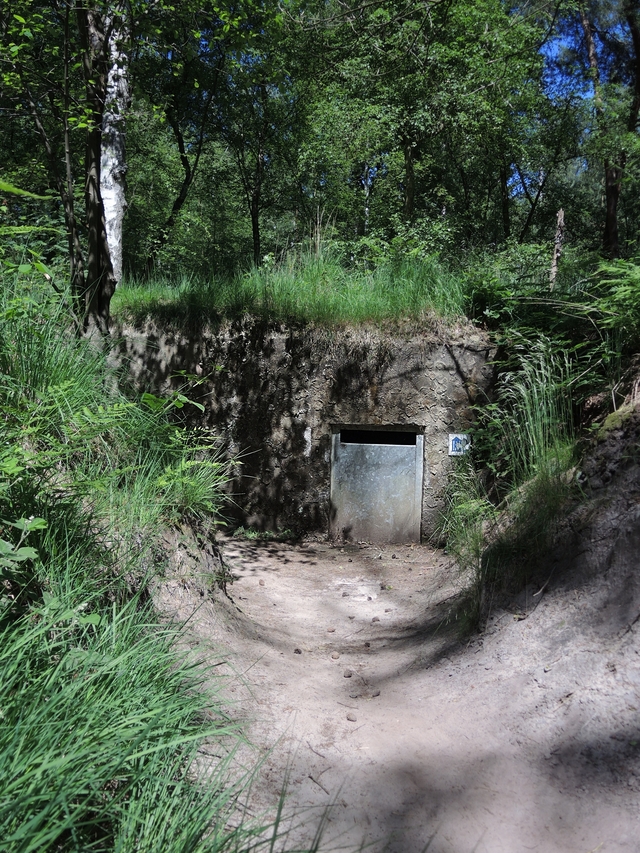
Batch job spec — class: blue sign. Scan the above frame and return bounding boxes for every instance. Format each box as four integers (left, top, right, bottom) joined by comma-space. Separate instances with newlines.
448, 433, 470, 456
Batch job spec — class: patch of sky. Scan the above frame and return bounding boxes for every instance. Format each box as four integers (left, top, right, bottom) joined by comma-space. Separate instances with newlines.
540, 31, 590, 102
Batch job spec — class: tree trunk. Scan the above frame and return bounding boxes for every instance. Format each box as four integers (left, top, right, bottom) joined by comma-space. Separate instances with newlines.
626, 5, 640, 130
579, 5, 628, 259
499, 162, 510, 240
84, 120, 115, 334
24, 80, 84, 325
549, 208, 565, 290
22, 2, 85, 326
603, 162, 622, 258
251, 187, 261, 266
517, 167, 549, 243
402, 138, 415, 221
363, 163, 371, 236
144, 91, 213, 277
77, 4, 116, 335
251, 146, 265, 266
100, 4, 130, 285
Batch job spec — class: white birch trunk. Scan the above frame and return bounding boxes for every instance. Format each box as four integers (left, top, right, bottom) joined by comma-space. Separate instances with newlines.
100, 9, 129, 285
549, 208, 565, 291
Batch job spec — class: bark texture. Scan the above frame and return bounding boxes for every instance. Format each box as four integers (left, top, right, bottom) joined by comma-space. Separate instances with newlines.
549, 207, 565, 290
402, 137, 416, 221
77, 3, 116, 335
100, 6, 130, 285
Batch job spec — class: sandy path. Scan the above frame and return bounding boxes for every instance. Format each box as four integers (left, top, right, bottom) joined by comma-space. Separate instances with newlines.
156, 536, 640, 853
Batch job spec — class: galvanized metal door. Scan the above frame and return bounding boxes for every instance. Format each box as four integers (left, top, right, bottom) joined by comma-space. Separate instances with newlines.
330, 428, 424, 543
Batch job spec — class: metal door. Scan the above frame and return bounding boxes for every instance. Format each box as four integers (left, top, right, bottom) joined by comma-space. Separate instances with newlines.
330, 428, 424, 543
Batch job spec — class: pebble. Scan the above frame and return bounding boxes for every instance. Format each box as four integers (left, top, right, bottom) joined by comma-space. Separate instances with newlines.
372, 689, 381, 697
364, 642, 371, 648
342, 591, 349, 597
259, 579, 265, 586
392, 554, 397, 559
385, 608, 392, 613
349, 692, 359, 699
331, 651, 340, 659
346, 712, 357, 722
327, 627, 336, 633
372, 616, 380, 622
294, 648, 302, 654
343, 669, 353, 678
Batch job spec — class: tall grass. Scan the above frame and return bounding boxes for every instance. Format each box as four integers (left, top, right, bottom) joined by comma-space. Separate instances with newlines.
0, 275, 311, 852
0, 280, 230, 546
495, 336, 576, 482
440, 337, 581, 628
0, 576, 247, 853
112, 251, 469, 326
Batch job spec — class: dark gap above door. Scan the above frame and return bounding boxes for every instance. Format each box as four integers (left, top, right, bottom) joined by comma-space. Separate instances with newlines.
339, 429, 417, 446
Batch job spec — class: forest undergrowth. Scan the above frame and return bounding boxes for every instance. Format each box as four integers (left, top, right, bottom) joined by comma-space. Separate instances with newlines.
434, 250, 636, 630
0, 277, 321, 852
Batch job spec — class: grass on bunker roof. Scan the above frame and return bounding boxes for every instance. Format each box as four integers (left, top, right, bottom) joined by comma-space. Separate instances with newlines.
112, 253, 471, 328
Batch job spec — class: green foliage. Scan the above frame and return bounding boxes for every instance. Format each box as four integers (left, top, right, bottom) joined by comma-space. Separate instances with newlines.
441, 336, 583, 629
485, 335, 577, 485
594, 259, 640, 347
2, 0, 640, 284
0, 583, 249, 853
232, 526, 296, 542
437, 456, 496, 591
0, 516, 47, 591
0, 274, 304, 852
0, 277, 231, 547
0, 179, 50, 199
113, 251, 469, 326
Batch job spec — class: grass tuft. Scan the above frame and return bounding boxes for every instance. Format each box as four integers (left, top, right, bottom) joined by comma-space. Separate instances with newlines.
440, 336, 582, 630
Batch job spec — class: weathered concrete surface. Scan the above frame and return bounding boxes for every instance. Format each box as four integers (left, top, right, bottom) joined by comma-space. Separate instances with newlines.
115, 318, 495, 539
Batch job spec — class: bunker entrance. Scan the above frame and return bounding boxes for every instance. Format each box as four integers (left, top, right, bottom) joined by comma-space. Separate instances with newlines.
330, 427, 424, 544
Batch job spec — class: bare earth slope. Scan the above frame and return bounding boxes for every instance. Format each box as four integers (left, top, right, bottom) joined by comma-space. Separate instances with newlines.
152, 401, 640, 853
155, 519, 639, 852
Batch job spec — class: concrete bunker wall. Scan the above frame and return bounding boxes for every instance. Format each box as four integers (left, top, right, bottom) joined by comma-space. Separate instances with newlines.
118, 319, 495, 540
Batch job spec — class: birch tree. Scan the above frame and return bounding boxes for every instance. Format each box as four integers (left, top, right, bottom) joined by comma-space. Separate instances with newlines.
100, 2, 130, 285
1, 1, 117, 333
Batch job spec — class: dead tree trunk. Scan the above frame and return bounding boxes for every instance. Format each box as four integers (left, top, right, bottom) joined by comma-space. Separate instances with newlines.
549, 208, 565, 290
402, 137, 416, 221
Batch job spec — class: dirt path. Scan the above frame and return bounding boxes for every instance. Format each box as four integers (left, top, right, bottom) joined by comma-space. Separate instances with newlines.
156, 536, 640, 853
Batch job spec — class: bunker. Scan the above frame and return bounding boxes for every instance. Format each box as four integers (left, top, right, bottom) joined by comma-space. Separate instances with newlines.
118, 318, 495, 542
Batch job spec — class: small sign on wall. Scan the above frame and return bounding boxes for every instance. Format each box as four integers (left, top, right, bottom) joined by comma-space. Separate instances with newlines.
448, 433, 471, 456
